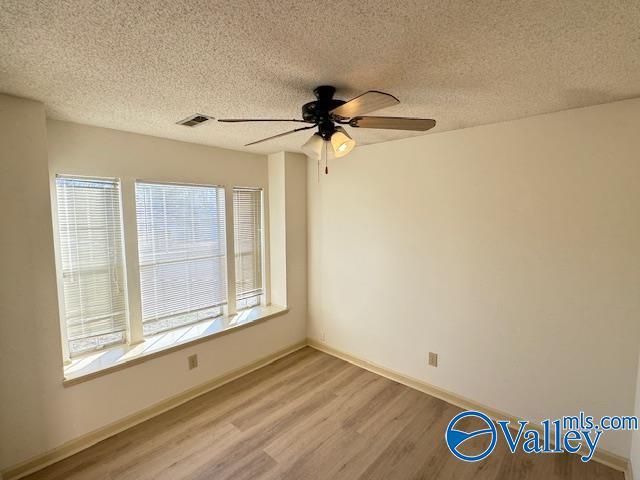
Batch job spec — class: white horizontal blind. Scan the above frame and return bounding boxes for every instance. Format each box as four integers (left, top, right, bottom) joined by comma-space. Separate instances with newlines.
233, 187, 264, 310
135, 182, 227, 336
55, 176, 128, 356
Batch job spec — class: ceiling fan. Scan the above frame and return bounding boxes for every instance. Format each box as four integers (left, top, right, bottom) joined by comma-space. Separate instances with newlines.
218, 85, 436, 160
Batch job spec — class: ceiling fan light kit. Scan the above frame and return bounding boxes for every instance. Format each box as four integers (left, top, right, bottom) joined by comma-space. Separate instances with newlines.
300, 127, 353, 163
218, 85, 436, 166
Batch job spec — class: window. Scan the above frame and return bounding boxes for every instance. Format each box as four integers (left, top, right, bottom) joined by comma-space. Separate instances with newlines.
233, 187, 264, 310
53, 174, 274, 369
135, 182, 227, 336
55, 176, 128, 356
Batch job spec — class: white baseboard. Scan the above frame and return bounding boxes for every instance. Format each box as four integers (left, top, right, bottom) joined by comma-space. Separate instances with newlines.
1, 340, 306, 480
307, 338, 630, 473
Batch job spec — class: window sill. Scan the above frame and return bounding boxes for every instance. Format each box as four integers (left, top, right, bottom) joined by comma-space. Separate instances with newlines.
63, 304, 288, 387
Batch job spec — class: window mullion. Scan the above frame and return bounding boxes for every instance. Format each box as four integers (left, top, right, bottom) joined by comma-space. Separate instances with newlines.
121, 179, 144, 345
224, 187, 237, 316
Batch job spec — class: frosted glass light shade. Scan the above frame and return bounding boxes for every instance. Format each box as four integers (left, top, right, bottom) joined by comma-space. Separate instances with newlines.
330, 127, 356, 158
301, 133, 324, 160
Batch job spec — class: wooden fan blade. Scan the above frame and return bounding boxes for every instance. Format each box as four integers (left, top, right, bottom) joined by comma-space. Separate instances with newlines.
349, 116, 436, 131
245, 124, 317, 146
219, 118, 311, 123
330, 91, 400, 118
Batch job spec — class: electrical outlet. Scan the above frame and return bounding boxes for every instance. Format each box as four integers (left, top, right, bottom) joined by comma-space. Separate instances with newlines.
188, 354, 198, 370
321, 331, 326, 342
428, 352, 438, 367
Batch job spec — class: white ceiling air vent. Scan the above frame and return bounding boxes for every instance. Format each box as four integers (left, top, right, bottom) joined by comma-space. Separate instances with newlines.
177, 113, 213, 127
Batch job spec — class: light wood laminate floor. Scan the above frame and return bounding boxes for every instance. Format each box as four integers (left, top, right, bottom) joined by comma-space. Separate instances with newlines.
24, 347, 624, 480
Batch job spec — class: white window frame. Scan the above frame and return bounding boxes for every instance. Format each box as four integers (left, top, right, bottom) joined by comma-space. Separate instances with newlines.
52, 175, 271, 363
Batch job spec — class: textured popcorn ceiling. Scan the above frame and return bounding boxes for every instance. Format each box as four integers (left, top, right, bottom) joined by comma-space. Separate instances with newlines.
1, 1, 639, 154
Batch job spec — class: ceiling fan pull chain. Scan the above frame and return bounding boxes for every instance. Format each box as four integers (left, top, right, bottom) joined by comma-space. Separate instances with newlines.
325, 146, 329, 175
322, 140, 328, 175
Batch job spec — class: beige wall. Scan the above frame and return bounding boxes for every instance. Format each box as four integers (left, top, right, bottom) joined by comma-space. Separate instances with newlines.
0, 107, 307, 470
307, 98, 640, 457
268, 151, 308, 312
268, 153, 288, 307
0, 95, 61, 472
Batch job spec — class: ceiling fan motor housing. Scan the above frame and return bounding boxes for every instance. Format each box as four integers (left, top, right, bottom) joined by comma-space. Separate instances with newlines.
302, 85, 346, 139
